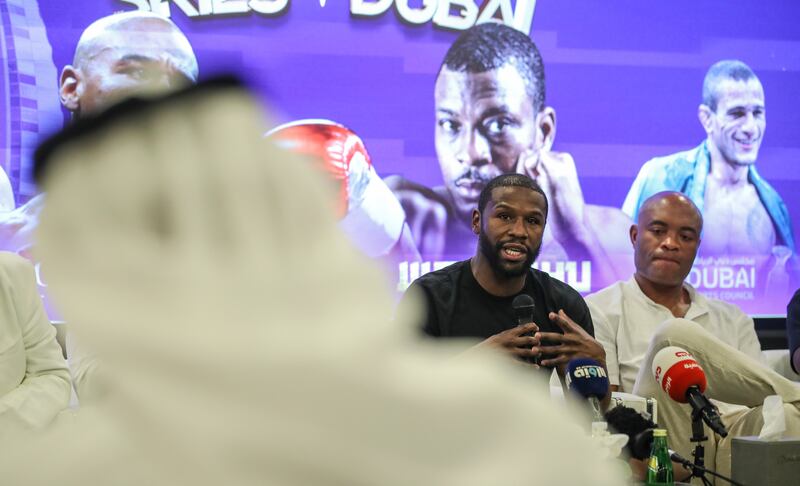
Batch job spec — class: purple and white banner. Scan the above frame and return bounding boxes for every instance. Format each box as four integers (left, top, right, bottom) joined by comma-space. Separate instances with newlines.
1, 0, 797, 316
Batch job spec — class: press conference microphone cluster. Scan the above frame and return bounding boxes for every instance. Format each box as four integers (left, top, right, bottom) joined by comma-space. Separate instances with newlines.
565, 358, 609, 423
652, 346, 728, 437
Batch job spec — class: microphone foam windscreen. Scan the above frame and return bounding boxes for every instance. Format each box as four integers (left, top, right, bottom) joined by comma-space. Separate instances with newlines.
565, 358, 609, 400
512, 294, 535, 322
651, 346, 707, 403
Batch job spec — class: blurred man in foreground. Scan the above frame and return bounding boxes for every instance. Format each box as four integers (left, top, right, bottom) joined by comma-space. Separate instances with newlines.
587, 191, 800, 478
387, 22, 633, 289
0, 78, 625, 485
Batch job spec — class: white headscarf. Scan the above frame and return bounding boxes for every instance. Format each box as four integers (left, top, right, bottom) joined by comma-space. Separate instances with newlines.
3, 83, 624, 485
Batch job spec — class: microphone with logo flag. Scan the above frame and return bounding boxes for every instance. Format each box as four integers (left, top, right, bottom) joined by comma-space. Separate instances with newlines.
652, 346, 728, 437
565, 358, 609, 423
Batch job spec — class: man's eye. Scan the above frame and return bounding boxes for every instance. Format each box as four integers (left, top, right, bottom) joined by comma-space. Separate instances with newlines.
483, 117, 512, 137
497, 213, 511, 221
438, 119, 460, 134
526, 217, 541, 225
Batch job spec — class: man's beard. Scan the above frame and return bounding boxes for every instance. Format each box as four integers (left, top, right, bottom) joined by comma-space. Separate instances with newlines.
478, 231, 539, 279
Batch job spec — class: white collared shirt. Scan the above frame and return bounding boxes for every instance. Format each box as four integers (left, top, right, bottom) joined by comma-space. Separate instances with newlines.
586, 277, 762, 392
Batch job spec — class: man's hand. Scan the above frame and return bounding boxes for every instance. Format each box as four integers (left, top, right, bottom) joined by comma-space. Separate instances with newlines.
476, 322, 541, 363
517, 150, 589, 245
532, 310, 605, 372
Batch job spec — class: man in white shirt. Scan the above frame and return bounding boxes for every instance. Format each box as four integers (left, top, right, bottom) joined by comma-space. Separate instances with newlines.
0, 252, 70, 430
586, 191, 800, 480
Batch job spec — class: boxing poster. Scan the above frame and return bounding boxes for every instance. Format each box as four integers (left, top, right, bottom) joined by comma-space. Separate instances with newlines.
1, 0, 797, 316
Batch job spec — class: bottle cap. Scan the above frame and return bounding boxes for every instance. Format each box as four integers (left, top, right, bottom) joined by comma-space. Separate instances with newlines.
653, 429, 667, 437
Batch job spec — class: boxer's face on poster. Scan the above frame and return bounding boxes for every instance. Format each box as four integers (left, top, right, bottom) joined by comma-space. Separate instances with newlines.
71, 20, 196, 116
705, 78, 766, 167
435, 65, 538, 218
632, 196, 701, 287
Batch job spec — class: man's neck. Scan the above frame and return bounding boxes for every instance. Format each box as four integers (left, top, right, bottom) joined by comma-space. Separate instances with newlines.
707, 141, 750, 188
633, 273, 691, 318
470, 255, 526, 297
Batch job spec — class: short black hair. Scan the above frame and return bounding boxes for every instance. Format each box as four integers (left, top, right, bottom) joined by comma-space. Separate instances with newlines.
440, 22, 546, 113
477, 173, 547, 215
702, 60, 759, 112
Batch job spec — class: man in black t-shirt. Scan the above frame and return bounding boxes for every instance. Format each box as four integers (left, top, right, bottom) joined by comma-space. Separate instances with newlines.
400, 173, 605, 373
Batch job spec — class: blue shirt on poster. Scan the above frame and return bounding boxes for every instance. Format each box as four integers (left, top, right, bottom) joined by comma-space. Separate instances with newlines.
622, 141, 795, 252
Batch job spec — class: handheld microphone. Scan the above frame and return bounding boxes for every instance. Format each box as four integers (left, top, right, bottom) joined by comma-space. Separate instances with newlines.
565, 358, 609, 422
511, 294, 535, 326
512, 294, 537, 364
652, 346, 728, 437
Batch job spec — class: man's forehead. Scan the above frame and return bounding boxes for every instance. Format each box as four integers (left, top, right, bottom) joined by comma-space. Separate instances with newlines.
489, 186, 545, 209
639, 199, 701, 230
435, 65, 530, 108
81, 25, 197, 80
716, 78, 765, 108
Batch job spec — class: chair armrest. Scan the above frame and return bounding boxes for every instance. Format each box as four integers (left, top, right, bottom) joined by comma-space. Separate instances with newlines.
611, 391, 658, 424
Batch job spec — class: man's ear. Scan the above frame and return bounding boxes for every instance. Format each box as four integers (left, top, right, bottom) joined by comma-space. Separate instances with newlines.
698, 104, 713, 135
629, 224, 638, 247
60, 65, 82, 112
471, 208, 481, 235
536, 106, 556, 152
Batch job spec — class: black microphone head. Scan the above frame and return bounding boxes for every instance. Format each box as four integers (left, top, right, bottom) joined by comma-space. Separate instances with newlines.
512, 294, 535, 324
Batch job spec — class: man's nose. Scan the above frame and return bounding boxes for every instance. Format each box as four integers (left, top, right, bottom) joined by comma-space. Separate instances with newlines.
740, 112, 759, 135
458, 130, 491, 167
508, 217, 527, 238
660, 233, 679, 250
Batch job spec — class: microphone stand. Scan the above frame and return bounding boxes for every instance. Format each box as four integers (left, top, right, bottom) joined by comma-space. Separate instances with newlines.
689, 409, 711, 485
679, 410, 745, 486
671, 442, 746, 486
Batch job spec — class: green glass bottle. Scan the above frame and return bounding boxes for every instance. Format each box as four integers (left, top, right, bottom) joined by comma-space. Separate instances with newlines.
645, 429, 674, 485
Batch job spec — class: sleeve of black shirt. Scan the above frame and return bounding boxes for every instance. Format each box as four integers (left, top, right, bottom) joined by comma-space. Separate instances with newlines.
397, 281, 440, 337
787, 289, 800, 373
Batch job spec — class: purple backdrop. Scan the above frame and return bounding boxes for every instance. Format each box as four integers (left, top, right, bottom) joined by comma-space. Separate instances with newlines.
2, 0, 798, 315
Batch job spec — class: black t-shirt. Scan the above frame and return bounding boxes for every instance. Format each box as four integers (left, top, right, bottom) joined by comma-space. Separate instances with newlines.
402, 259, 594, 343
